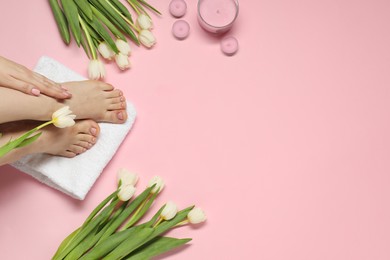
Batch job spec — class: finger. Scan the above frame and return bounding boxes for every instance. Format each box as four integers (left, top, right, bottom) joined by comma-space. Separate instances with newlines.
2, 76, 39, 96
16, 71, 72, 99
32, 74, 72, 99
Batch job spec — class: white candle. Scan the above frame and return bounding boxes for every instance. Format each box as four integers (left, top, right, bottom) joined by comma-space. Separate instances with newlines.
197, 0, 239, 33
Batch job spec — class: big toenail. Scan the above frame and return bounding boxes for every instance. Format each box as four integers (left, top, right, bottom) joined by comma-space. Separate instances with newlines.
117, 112, 124, 120
90, 127, 97, 135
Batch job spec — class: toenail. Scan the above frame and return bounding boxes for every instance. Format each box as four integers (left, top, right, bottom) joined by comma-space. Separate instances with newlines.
117, 112, 124, 120
120, 96, 125, 101
31, 88, 40, 96
92, 137, 96, 143
90, 127, 97, 136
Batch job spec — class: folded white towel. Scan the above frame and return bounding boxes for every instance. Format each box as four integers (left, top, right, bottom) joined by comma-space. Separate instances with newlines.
11, 56, 136, 200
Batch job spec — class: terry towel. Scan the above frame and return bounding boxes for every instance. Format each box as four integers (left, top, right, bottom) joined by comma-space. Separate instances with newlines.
11, 56, 136, 200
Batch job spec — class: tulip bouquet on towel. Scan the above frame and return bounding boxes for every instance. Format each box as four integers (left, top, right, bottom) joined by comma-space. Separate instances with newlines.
52, 169, 206, 260
49, 0, 160, 79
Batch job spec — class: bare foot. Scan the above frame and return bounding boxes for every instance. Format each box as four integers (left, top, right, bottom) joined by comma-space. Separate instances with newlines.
57, 81, 127, 123
0, 120, 100, 166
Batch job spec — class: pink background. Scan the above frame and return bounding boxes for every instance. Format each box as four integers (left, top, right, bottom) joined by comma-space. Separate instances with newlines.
1, 0, 390, 259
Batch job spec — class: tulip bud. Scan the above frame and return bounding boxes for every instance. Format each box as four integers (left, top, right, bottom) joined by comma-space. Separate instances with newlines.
148, 176, 164, 194
118, 184, 136, 201
115, 39, 131, 56
187, 207, 206, 224
139, 30, 156, 48
115, 53, 131, 70
98, 42, 115, 60
52, 106, 76, 128
117, 168, 138, 187
88, 59, 105, 80
137, 14, 153, 30
161, 201, 178, 220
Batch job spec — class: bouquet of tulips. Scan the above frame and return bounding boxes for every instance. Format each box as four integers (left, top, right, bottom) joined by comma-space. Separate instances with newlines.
49, 0, 160, 79
52, 169, 206, 259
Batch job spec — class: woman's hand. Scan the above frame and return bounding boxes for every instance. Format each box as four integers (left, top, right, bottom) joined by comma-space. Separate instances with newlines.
0, 56, 71, 99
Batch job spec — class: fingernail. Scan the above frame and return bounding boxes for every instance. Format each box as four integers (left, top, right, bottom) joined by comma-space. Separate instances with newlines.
117, 112, 124, 120
90, 127, 97, 136
31, 88, 40, 96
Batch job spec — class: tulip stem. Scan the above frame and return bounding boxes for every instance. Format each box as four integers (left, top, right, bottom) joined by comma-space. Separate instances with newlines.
153, 217, 163, 228
36, 120, 54, 131
79, 15, 97, 60
128, 0, 141, 16
105, 0, 140, 33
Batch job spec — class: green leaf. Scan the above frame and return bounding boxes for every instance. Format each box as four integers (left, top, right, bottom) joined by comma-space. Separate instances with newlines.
96, 186, 154, 244
80, 225, 145, 259
52, 227, 81, 259
138, 0, 161, 15
121, 188, 159, 230
15, 132, 42, 148
0, 127, 40, 157
83, 190, 119, 227
74, 0, 93, 20
61, 0, 81, 46
102, 227, 154, 259
91, 5, 126, 41
88, 16, 119, 53
110, 0, 133, 23
152, 206, 194, 239
90, 0, 139, 45
125, 236, 192, 260
53, 197, 119, 260
49, 0, 71, 44
80, 31, 92, 59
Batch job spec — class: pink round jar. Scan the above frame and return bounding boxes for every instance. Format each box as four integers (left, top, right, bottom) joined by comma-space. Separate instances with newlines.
197, 0, 239, 34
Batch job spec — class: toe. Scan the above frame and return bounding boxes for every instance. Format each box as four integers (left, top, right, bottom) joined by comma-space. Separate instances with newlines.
106, 89, 123, 98
59, 150, 77, 158
108, 101, 126, 111
69, 145, 87, 154
75, 120, 100, 137
103, 110, 127, 124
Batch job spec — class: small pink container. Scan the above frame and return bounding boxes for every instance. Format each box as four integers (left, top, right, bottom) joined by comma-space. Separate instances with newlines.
197, 0, 239, 34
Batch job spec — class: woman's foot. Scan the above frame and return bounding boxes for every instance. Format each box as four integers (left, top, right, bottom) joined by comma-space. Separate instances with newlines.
0, 120, 100, 166
56, 81, 127, 123
0, 80, 128, 124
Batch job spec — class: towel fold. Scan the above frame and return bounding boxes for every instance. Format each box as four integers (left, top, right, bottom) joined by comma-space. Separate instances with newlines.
11, 56, 136, 200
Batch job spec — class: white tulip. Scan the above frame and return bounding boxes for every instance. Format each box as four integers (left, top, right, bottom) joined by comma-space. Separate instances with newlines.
161, 201, 178, 220
88, 59, 105, 80
137, 14, 153, 30
98, 42, 115, 60
52, 106, 76, 128
115, 53, 131, 70
117, 168, 138, 187
139, 30, 156, 48
148, 176, 164, 194
118, 184, 136, 201
115, 39, 131, 56
187, 207, 206, 224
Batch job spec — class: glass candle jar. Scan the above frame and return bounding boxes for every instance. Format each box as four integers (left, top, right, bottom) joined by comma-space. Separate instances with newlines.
197, 0, 239, 34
